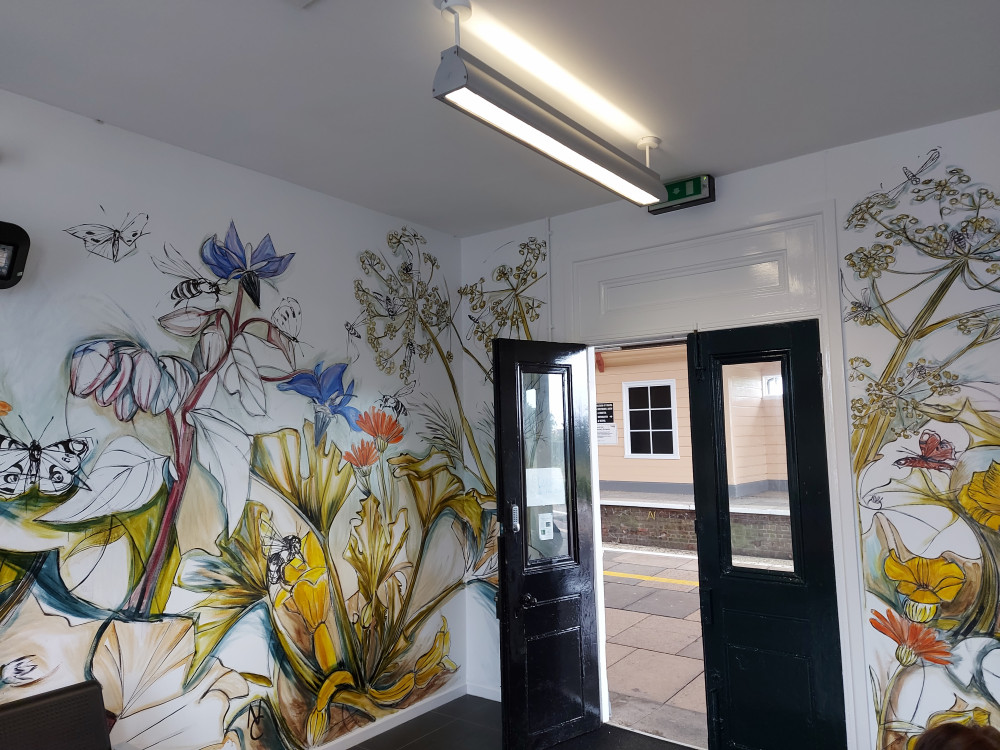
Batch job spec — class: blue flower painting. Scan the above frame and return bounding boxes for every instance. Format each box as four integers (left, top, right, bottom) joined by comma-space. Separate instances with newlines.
201, 220, 293, 307
278, 361, 362, 444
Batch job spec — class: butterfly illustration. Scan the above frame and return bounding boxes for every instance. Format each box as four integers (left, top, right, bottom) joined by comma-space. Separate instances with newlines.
65, 209, 150, 262
0, 420, 94, 497
270, 297, 309, 362
893, 430, 956, 472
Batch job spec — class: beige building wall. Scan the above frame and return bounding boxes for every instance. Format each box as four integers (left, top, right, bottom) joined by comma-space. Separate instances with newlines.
723, 361, 788, 488
596, 348, 787, 490
595, 344, 693, 486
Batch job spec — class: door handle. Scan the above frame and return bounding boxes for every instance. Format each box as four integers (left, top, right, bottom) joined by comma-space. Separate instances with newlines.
521, 593, 537, 608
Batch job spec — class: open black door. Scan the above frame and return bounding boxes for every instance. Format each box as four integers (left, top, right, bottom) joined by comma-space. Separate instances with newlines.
688, 319, 846, 749
494, 338, 601, 750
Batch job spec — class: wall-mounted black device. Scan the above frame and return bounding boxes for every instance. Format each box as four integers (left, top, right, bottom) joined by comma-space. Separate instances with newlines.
0, 221, 30, 289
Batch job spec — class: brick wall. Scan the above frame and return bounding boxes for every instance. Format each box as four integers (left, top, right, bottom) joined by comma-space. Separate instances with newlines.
600, 505, 792, 559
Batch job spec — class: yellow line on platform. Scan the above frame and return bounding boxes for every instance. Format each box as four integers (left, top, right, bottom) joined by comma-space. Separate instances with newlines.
603, 570, 698, 586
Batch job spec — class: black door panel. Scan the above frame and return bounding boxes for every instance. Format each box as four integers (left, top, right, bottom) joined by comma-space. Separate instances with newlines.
495, 339, 600, 750
688, 320, 846, 750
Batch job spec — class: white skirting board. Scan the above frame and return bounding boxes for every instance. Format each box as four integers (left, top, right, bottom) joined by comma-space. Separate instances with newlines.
466, 682, 502, 702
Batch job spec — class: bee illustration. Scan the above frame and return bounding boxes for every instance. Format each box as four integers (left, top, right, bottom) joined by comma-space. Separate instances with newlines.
372, 292, 403, 320
260, 516, 304, 586
378, 381, 415, 418
945, 228, 973, 256
151, 244, 228, 306
344, 311, 365, 339
403, 340, 416, 373
879, 148, 940, 204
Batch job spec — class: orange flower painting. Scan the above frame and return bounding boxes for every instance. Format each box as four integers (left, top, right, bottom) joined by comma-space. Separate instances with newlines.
870, 609, 951, 667
345, 439, 379, 469
357, 408, 404, 453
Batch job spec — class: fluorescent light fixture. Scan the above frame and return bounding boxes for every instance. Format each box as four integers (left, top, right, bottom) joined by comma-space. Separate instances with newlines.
464, 8, 650, 141
433, 46, 667, 206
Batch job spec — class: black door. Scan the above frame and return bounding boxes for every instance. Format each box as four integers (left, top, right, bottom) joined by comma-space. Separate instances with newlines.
494, 338, 601, 750
687, 320, 846, 749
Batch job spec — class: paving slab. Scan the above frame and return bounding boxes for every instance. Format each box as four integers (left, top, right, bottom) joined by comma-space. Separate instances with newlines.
604, 608, 648, 637
609, 614, 702, 655
632, 702, 708, 749
685, 609, 701, 622
624, 589, 701, 619
607, 551, 694, 567
604, 581, 655, 609
605, 642, 636, 667
651, 566, 700, 582
607, 692, 662, 727
677, 637, 704, 660
668, 674, 707, 713
634, 579, 698, 592
608, 562, 677, 577
603, 570, 641, 586
606, 649, 704, 704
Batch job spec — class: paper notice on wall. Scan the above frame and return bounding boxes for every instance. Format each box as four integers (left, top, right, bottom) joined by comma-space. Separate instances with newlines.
525, 467, 565, 507
596, 422, 618, 445
537, 512, 553, 540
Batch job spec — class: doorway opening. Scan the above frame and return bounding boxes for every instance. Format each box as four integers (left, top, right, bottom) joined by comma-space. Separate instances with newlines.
595, 342, 793, 748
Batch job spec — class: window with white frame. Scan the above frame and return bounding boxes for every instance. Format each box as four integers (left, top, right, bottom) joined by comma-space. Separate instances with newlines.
623, 379, 679, 459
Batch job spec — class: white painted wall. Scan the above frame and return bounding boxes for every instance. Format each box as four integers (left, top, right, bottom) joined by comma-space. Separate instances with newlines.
461, 106, 1000, 749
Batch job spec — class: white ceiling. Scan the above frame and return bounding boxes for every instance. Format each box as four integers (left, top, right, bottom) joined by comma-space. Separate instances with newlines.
3, 0, 999, 237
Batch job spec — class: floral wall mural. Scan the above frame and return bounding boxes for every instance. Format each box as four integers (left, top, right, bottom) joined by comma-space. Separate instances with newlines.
0, 129, 546, 749
0, 88, 538, 750
0, 211, 499, 748
842, 149, 1000, 747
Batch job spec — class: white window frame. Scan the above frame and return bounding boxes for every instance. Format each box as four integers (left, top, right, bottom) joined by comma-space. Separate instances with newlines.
622, 379, 680, 459
762, 373, 784, 399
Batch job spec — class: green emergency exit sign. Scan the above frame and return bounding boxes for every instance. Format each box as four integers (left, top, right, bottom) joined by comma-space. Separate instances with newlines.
648, 174, 716, 215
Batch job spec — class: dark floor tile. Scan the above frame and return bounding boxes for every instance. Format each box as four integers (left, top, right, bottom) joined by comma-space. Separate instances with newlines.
357, 711, 457, 750
433, 695, 501, 728
405, 717, 502, 750
551, 724, 691, 749
624, 589, 700, 619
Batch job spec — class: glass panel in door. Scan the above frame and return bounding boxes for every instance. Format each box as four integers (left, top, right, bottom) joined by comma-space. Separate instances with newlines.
721, 360, 794, 571
521, 368, 573, 563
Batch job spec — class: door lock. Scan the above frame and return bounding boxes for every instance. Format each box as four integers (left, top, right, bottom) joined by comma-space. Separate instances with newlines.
511, 505, 521, 534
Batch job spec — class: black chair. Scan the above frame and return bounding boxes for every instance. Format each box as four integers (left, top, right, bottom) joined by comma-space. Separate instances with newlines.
0, 680, 111, 749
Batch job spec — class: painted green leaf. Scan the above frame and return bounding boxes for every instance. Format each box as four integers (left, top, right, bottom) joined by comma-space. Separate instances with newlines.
388, 450, 488, 540
251, 422, 353, 534
177, 501, 269, 678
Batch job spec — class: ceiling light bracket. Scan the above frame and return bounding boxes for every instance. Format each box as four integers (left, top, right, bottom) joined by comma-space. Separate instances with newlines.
637, 136, 661, 168
433, 0, 472, 45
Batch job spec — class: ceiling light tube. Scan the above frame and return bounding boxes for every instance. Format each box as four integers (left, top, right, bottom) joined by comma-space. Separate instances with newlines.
433, 46, 668, 206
